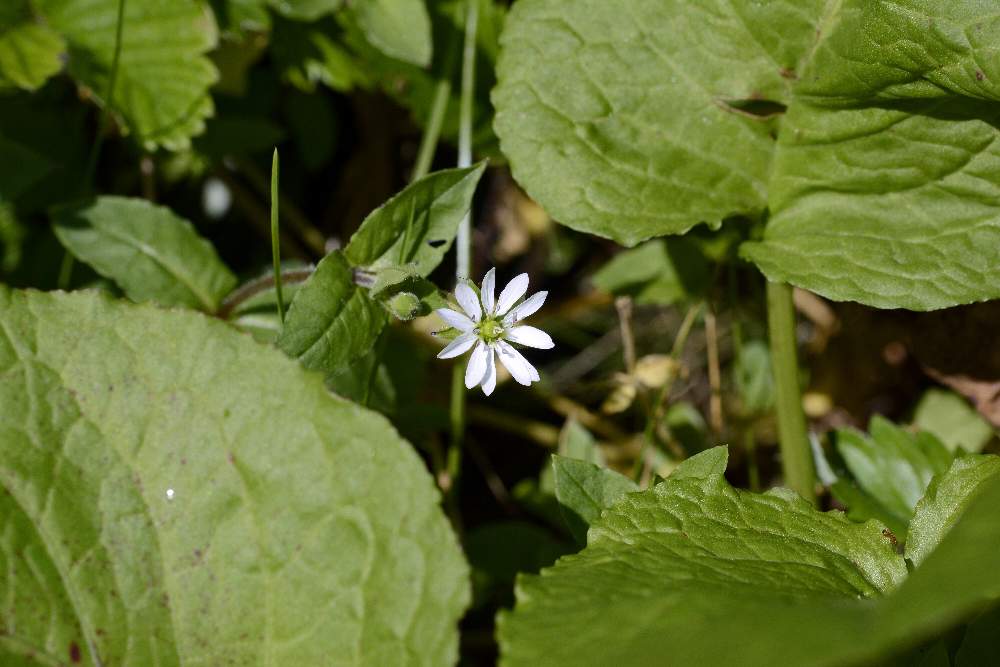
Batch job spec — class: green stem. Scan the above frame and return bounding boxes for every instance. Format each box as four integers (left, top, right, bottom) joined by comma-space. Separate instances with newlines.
455, 0, 479, 279
766, 280, 816, 504
412, 79, 452, 182
446, 364, 466, 529
84, 0, 126, 188
270, 149, 285, 323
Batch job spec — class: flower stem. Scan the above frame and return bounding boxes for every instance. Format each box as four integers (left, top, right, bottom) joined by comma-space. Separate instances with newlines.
270, 149, 285, 323
766, 280, 816, 504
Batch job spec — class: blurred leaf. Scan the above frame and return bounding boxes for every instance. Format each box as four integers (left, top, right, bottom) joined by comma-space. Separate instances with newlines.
210, 32, 268, 95
955, 605, 1000, 667
0, 288, 468, 665
665, 401, 708, 456
734, 339, 775, 416
906, 454, 1000, 567
276, 250, 387, 378
552, 455, 638, 545
53, 196, 237, 312
835, 416, 953, 525
913, 388, 994, 454
591, 238, 710, 306
345, 163, 486, 275
559, 418, 601, 465
348, 0, 431, 67
36, 0, 219, 150
271, 14, 367, 92
0, 3, 65, 91
268, 0, 342, 21
830, 479, 908, 541
500, 447, 1000, 666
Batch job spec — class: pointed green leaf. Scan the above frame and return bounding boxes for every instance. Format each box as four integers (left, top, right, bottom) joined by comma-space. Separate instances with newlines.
500, 453, 1000, 666
276, 250, 388, 377
552, 455, 638, 545
345, 163, 486, 276
35, 0, 218, 150
835, 417, 953, 524
669, 445, 728, 480
905, 454, 1000, 567
913, 388, 994, 454
0, 288, 467, 666
53, 196, 237, 312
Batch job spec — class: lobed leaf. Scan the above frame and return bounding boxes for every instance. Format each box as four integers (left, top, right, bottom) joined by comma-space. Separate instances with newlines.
0, 288, 468, 666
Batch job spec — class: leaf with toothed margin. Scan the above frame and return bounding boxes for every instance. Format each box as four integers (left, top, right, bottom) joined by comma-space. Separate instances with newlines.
0, 288, 468, 666
499, 445, 1000, 667
34, 0, 219, 150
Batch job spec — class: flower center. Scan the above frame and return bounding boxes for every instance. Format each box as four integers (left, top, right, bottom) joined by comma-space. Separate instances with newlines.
478, 317, 506, 343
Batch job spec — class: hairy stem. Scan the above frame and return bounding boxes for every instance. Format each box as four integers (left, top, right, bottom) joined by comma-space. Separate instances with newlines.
766, 280, 816, 504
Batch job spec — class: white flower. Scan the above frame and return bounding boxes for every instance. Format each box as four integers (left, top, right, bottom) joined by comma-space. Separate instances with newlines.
435, 268, 553, 396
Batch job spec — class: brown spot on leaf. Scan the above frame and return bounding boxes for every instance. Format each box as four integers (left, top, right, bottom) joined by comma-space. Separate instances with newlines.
69, 641, 81, 663
976, 70, 985, 81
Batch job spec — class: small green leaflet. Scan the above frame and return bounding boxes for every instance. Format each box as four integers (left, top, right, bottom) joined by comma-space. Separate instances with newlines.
551, 455, 637, 545
53, 196, 237, 312
590, 238, 710, 306
0, 2, 65, 90
0, 288, 468, 666
348, 0, 432, 67
499, 445, 1000, 666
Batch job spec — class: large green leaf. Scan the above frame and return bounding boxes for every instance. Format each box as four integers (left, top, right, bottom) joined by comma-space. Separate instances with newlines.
0, 288, 468, 666
35, 0, 218, 150
0, 2, 65, 90
499, 446, 1000, 666
53, 196, 237, 312
494, 0, 1000, 309
344, 163, 486, 276
276, 250, 388, 378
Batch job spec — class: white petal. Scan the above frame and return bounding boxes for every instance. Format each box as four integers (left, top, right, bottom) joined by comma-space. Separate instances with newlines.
455, 283, 482, 321
496, 341, 537, 386
437, 332, 478, 359
481, 345, 497, 396
495, 273, 530, 316
503, 291, 547, 325
436, 308, 476, 332
481, 268, 496, 315
506, 325, 554, 349
465, 341, 489, 388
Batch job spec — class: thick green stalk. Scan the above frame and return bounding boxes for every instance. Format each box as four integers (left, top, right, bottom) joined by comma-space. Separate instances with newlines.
270, 149, 285, 323
766, 280, 816, 504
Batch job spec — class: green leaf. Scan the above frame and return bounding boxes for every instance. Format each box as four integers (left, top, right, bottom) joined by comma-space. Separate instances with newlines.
551, 455, 638, 545
591, 238, 710, 306
345, 163, 486, 276
0, 288, 468, 666
52, 196, 237, 312
830, 479, 909, 541
733, 339, 775, 416
0, 3, 65, 91
35, 0, 219, 150
495, 0, 1000, 309
276, 250, 388, 378
669, 445, 728, 480
268, 0, 342, 21
500, 452, 1000, 666
913, 388, 994, 454
558, 418, 601, 465
493, 0, 823, 245
905, 454, 1000, 567
835, 416, 953, 525
955, 605, 1000, 667
741, 101, 1000, 310
348, 0, 432, 67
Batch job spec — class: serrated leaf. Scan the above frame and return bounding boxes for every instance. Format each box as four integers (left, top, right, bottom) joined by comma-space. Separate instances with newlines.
494, 0, 1000, 309
349, 0, 432, 67
0, 288, 468, 666
0, 3, 65, 91
552, 455, 638, 545
499, 450, 1000, 667
835, 417, 953, 525
905, 454, 1000, 567
35, 0, 219, 150
276, 250, 387, 378
345, 163, 486, 276
53, 196, 237, 312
